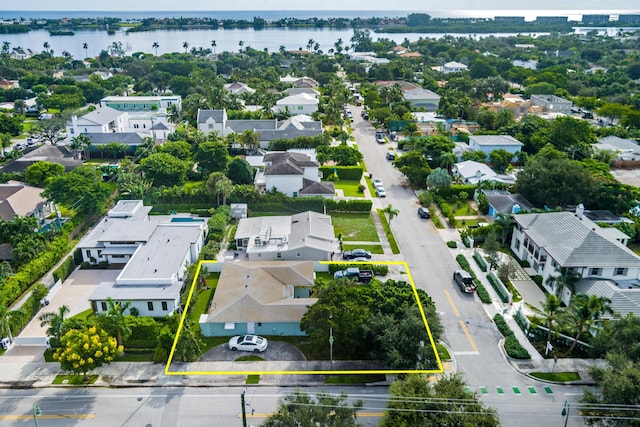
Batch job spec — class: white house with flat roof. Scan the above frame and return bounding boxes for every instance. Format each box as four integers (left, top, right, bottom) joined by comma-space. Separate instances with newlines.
81, 200, 207, 317
235, 211, 339, 261
100, 95, 181, 112
274, 93, 319, 115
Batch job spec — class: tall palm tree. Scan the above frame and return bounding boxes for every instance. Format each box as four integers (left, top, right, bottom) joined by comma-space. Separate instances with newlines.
565, 294, 613, 354
182, 41, 189, 53
42, 41, 50, 54
98, 297, 132, 347
39, 305, 70, 347
214, 176, 234, 207
0, 305, 23, 344
382, 204, 400, 234
152, 41, 159, 55
82, 42, 88, 58
239, 129, 259, 154
210, 40, 216, 54
238, 40, 244, 53
531, 294, 563, 354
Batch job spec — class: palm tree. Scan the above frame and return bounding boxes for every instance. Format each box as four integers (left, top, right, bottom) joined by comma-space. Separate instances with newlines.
546, 268, 581, 298
70, 134, 91, 160
39, 305, 70, 347
182, 41, 189, 53
210, 40, 216, 54
239, 129, 259, 154
152, 41, 159, 55
42, 41, 50, 54
531, 294, 563, 354
238, 40, 244, 53
565, 294, 613, 355
381, 204, 400, 234
215, 176, 234, 207
307, 38, 315, 51
167, 104, 181, 124
0, 305, 23, 344
98, 298, 132, 347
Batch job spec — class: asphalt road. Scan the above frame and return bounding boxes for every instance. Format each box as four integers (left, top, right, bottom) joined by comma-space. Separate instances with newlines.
349, 103, 587, 426
0, 386, 387, 427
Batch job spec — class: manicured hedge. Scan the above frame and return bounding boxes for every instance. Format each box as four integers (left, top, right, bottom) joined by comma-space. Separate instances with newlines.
123, 316, 161, 349
487, 272, 510, 303
250, 198, 372, 214
0, 231, 74, 307
438, 185, 477, 200
493, 313, 531, 359
52, 256, 76, 283
455, 254, 491, 304
473, 251, 487, 272
320, 166, 363, 181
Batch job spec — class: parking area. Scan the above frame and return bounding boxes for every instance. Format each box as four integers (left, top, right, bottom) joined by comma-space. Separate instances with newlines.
199, 340, 306, 362
19, 269, 121, 337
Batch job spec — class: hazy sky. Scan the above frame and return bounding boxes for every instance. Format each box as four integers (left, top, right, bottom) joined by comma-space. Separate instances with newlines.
5, 0, 640, 11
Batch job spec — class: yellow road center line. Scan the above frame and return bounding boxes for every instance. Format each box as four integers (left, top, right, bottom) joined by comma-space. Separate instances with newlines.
459, 320, 479, 353
443, 290, 461, 317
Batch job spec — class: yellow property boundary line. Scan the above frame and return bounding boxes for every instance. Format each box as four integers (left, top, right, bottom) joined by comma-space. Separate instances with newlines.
165, 260, 443, 376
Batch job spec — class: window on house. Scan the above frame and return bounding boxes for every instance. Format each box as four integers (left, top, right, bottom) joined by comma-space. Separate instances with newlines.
86, 250, 91, 258
615, 267, 628, 276
161, 301, 168, 311
514, 239, 520, 250
539, 255, 547, 263
297, 252, 301, 257
147, 301, 154, 311
208, 124, 213, 129
100, 302, 107, 311
277, 252, 282, 259
590, 268, 602, 276
97, 250, 102, 257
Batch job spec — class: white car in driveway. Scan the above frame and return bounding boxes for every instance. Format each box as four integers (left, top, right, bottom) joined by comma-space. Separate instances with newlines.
228, 335, 268, 353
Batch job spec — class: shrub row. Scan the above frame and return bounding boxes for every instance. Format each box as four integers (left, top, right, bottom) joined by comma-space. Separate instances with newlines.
487, 272, 510, 303
455, 254, 491, 304
493, 313, 531, 359
447, 241, 457, 248
250, 198, 372, 214
327, 263, 389, 276
52, 256, 76, 283
8, 284, 49, 336
268, 135, 330, 151
319, 166, 363, 181
473, 251, 487, 272
0, 230, 73, 307
438, 185, 477, 200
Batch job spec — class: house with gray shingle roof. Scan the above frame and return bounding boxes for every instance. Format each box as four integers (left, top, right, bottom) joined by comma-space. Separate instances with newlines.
196, 109, 323, 149
510, 209, 640, 307
200, 261, 318, 337
260, 151, 334, 197
0, 181, 55, 224
468, 135, 523, 161
68, 106, 127, 134
480, 190, 534, 217
594, 135, 640, 161
234, 211, 339, 261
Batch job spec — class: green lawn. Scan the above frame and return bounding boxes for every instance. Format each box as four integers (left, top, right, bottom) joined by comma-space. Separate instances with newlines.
454, 218, 482, 228
376, 209, 400, 254
236, 355, 264, 362
342, 243, 384, 254
529, 371, 581, 382
70, 308, 95, 322
53, 374, 98, 385
453, 202, 478, 216
436, 343, 451, 360
331, 213, 379, 242
184, 181, 204, 190
246, 374, 260, 384
333, 180, 364, 198
187, 274, 219, 325
365, 177, 376, 196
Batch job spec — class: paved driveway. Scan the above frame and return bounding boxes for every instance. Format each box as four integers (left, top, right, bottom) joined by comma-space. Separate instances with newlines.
199, 340, 306, 362
19, 269, 121, 337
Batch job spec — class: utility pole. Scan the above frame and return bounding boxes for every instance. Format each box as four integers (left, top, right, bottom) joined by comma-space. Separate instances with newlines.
241, 389, 247, 427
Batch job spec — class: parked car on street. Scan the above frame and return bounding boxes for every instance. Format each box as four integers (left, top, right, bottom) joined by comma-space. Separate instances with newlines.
373, 178, 383, 188
418, 207, 431, 219
342, 249, 372, 260
386, 152, 396, 161
453, 270, 476, 293
228, 335, 268, 352
376, 187, 386, 197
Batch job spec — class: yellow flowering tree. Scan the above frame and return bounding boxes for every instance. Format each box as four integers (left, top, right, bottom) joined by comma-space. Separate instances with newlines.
53, 325, 122, 380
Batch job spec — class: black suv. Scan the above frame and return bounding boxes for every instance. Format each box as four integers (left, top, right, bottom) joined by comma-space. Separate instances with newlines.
417, 207, 430, 219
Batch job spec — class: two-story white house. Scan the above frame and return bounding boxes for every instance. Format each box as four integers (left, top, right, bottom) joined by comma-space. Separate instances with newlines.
67, 107, 127, 135
259, 151, 334, 198
510, 208, 640, 309
274, 93, 319, 115
79, 200, 207, 317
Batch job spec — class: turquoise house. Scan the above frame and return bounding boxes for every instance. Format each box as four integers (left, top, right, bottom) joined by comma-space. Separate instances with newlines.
199, 261, 317, 337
